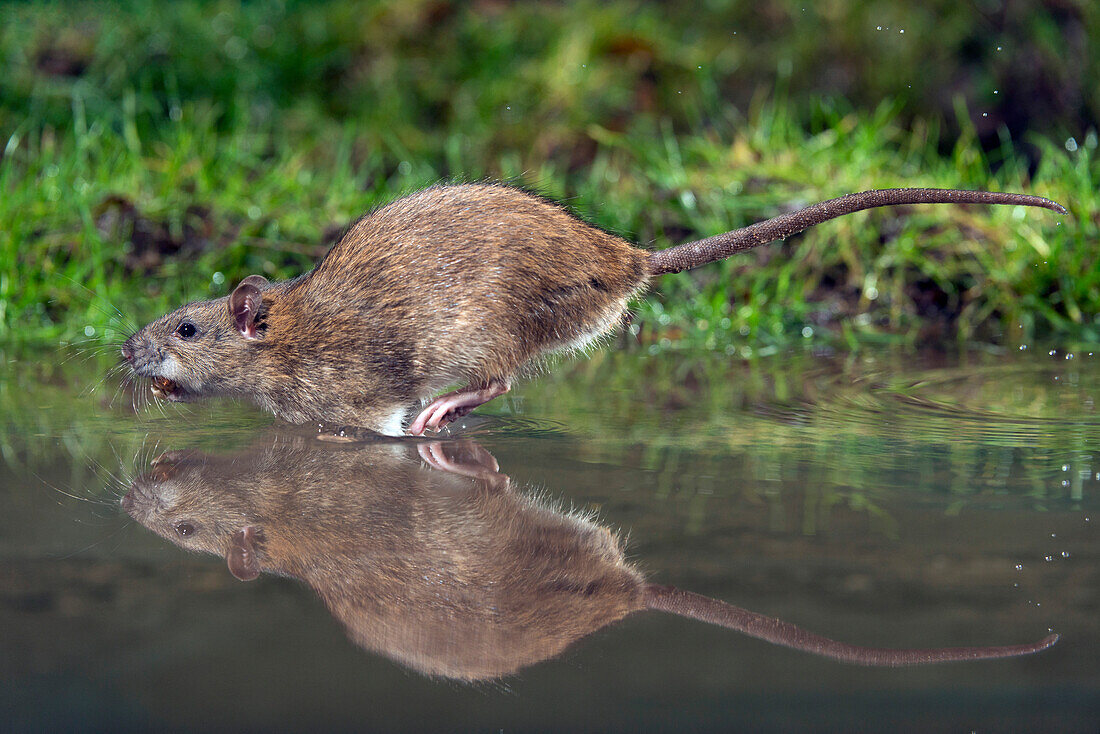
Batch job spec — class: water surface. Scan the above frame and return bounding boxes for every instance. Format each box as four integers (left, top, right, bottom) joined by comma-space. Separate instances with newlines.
2, 346, 1097, 731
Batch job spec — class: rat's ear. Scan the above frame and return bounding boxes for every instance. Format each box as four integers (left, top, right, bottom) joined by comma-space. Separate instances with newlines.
226, 526, 262, 581
228, 275, 268, 339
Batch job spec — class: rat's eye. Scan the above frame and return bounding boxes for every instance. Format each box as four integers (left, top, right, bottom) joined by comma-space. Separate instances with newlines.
175, 522, 196, 537
176, 321, 198, 339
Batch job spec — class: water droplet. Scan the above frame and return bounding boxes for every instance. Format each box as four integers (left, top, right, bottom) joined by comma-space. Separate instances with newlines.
212, 271, 225, 285
1062, 551, 1070, 558
1063, 465, 1070, 471
876, 26, 882, 31
1049, 350, 1057, 356
1044, 555, 1053, 562
996, 45, 1003, 51
1015, 564, 1023, 570
801, 326, 814, 338
1065, 137, 1079, 152
982, 112, 988, 117
1051, 533, 1057, 538
84, 325, 95, 337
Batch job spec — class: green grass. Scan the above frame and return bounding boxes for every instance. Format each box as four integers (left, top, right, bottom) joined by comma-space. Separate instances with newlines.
1, 0, 1097, 351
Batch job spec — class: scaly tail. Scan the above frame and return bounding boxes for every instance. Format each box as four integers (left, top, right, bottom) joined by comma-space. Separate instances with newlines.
646, 188, 1067, 276
644, 584, 1058, 666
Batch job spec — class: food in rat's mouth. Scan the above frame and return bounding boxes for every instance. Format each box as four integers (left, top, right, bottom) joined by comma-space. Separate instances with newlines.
150, 376, 179, 399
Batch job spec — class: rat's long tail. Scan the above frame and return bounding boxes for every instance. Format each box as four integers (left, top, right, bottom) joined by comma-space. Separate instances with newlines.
644, 584, 1058, 666
646, 188, 1067, 276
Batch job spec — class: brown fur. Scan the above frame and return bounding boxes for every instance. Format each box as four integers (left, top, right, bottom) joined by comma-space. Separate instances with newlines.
123, 434, 1057, 680
122, 183, 1063, 434
124, 184, 648, 433
123, 436, 645, 680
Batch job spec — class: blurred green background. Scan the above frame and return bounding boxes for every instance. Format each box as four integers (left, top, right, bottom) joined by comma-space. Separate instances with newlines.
1, 0, 1097, 350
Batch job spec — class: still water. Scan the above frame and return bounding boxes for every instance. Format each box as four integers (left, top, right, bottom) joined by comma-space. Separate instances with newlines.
2, 346, 1097, 731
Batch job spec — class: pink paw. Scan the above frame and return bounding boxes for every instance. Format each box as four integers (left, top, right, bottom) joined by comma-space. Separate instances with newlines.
406, 380, 511, 436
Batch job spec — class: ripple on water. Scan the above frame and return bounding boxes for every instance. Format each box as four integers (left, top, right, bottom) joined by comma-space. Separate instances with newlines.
736, 353, 1100, 496
777, 359, 1100, 443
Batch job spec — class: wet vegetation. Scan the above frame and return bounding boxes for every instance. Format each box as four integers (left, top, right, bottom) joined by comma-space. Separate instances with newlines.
1, 0, 1097, 351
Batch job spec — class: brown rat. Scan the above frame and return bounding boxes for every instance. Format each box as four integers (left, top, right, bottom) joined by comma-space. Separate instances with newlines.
120, 183, 1065, 435
122, 433, 1057, 681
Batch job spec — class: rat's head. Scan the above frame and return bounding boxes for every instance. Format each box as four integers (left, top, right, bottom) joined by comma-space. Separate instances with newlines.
121, 275, 269, 402
122, 449, 241, 549
122, 449, 265, 580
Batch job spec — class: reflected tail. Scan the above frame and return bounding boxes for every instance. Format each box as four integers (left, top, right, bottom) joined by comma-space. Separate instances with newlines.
644, 584, 1058, 666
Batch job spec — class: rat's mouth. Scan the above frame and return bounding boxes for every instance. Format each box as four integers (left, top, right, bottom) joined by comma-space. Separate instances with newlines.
150, 376, 187, 401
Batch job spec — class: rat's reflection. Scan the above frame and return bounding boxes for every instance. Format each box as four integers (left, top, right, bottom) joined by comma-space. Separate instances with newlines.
123, 435, 1055, 681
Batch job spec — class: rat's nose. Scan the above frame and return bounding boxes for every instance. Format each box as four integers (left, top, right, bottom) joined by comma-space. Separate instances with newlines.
121, 342, 133, 362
